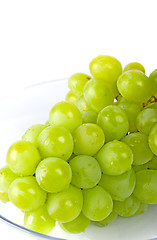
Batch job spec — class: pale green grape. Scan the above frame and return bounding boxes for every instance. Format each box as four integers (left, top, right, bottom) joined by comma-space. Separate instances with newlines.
75, 94, 92, 114
36, 157, 72, 193
136, 108, 157, 135
0, 166, 18, 193
65, 91, 78, 104
73, 123, 105, 156
96, 140, 133, 175
94, 210, 118, 227
97, 105, 129, 142
22, 124, 46, 147
82, 111, 98, 124
0, 190, 10, 202
82, 186, 113, 221
148, 123, 157, 155
122, 133, 153, 165
134, 202, 148, 216
123, 62, 145, 73
8, 176, 47, 211
24, 205, 56, 234
68, 73, 91, 96
89, 55, 122, 83
144, 102, 157, 109
69, 155, 101, 189
49, 101, 82, 133
133, 155, 157, 172
83, 78, 114, 112
117, 70, 153, 103
117, 97, 142, 132
99, 169, 136, 201
37, 126, 73, 161
6, 141, 41, 176
47, 184, 83, 223
149, 70, 157, 97
59, 213, 90, 234
114, 195, 140, 217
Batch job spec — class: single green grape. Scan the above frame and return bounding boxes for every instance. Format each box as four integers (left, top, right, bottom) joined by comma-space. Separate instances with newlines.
99, 169, 136, 201
136, 108, 157, 135
82, 111, 98, 124
134, 170, 157, 204
82, 186, 113, 221
144, 102, 157, 109
36, 157, 72, 193
68, 73, 91, 96
114, 195, 140, 217
123, 62, 145, 73
148, 123, 157, 156
0, 190, 10, 202
22, 124, 46, 147
24, 205, 56, 235
8, 176, 47, 211
69, 155, 101, 189
97, 105, 129, 142
75, 94, 92, 114
149, 70, 157, 97
89, 55, 122, 83
96, 140, 133, 175
83, 78, 114, 112
59, 213, 90, 234
122, 133, 153, 165
134, 202, 148, 216
133, 155, 157, 172
94, 209, 118, 227
6, 141, 41, 176
65, 91, 78, 104
0, 166, 18, 193
47, 184, 83, 223
37, 126, 73, 161
117, 70, 153, 103
73, 123, 105, 156
49, 101, 82, 133
117, 97, 142, 132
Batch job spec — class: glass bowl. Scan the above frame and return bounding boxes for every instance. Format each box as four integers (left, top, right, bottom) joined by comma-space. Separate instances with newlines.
0, 79, 157, 240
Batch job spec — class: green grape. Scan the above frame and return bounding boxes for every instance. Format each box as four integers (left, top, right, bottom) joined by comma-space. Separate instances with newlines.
122, 133, 153, 165
0, 190, 10, 202
49, 101, 82, 133
73, 123, 105, 156
36, 157, 72, 193
68, 73, 91, 97
45, 121, 50, 127
133, 156, 157, 172
96, 140, 133, 175
82, 111, 98, 124
134, 202, 148, 216
6, 141, 41, 176
75, 94, 92, 114
134, 170, 157, 204
123, 62, 145, 73
59, 213, 90, 234
65, 91, 78, 104
47, 184, 83, 223
0, 166, 18, 193
117, 70, 153, 103
117, 97, 142, 132
37, 126, 73, 161
149, 70, 157, 97
114, 195, 140, 217
97, 105, 129, 142
89, 55, 122, 83
8, 176, 47, 211
22, 124, 46, 147
69, 155, 101, 189
144, 102, 157, 109
83, 78, 114, 112
99, 169, 136, 201
136, 108, 157, 135
24, 205, 56, 235
82, 186, 113, 221
94, 210, 117, 227
148, 123, 157, 156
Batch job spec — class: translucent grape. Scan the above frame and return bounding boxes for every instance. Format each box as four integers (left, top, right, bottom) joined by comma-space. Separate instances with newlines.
47, 185, 83, 223
94, 209, 117, 227
8, 176, 47, 211
96, 140, 133, 175
0, 190, 10, 202
117, 70, 153, 103
6, 141, 41, 176
36, 157, 72, 193
65, 91, 78, 104
123, 62, 145, 73
82, 186, 113, 221
134, 170, 157, 204
82, 111, 98, 124
0, 166, 18, 193
68, 73, 91, 96
24, 205, 56, 234
49, 101, 82, 133
73, 123, 105, 156
134, 202, 148, 216
149, 70, 157, 97
97, 105, 129, 142
75, 94, 92, 114
37, 126, 73, 161
69, 155, 101, 189
148, 123, 157, 155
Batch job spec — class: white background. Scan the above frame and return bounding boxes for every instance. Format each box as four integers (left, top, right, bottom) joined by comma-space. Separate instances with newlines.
0, 0, 157, 239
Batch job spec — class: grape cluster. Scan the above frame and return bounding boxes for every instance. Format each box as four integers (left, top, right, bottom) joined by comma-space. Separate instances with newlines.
0, 55, 157, 236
